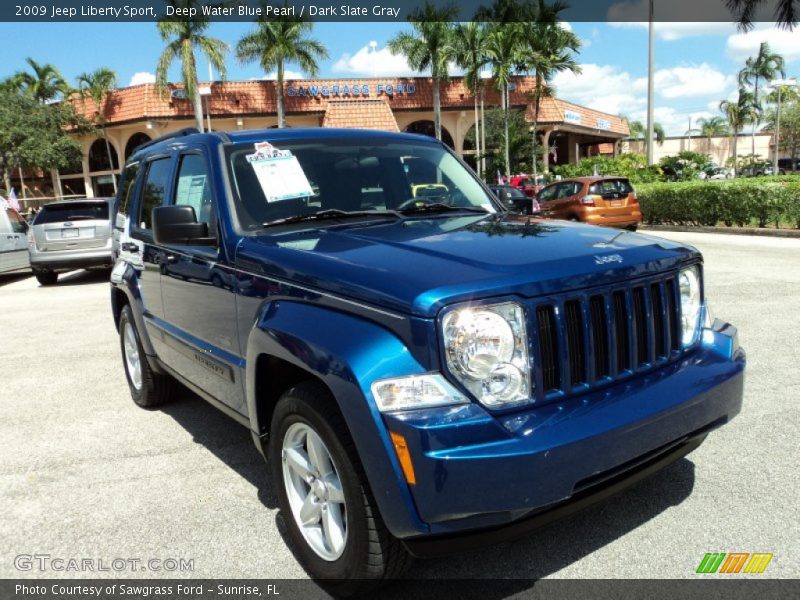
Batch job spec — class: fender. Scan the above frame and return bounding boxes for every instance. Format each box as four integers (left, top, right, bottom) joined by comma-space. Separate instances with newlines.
110, 262, 163, 372
245, 300, 432, 538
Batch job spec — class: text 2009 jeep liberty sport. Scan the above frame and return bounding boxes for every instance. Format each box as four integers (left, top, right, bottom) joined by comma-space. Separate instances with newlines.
111, 128, 745, 594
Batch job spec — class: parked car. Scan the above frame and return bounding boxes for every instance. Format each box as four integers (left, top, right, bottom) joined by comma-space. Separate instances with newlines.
111, 128, 744, 595
700, 166, 734, 180
739, 162, 774, 177
489, 184, 541, 214
0, 203, 31, 275
507, 174, 548, 197
777, 158, 799, 174
28, 198, 115, 285
536, 176, 642, 230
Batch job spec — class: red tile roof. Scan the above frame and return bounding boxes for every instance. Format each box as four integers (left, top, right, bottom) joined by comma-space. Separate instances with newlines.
322, 100, 399, 131
69, 76, 627, 136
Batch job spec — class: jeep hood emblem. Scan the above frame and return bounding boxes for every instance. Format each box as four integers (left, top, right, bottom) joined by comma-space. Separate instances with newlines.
594, 254, 624, 265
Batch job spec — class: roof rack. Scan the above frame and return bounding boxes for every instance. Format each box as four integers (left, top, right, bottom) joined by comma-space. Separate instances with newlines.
134, 127, 200, 153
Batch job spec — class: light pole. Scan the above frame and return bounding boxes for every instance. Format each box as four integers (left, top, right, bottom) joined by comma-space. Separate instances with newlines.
646, 0, 655, 165
770, 78, 796, 173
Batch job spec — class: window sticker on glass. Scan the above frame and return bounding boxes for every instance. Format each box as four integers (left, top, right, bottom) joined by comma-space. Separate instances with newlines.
247, 141, 313, 203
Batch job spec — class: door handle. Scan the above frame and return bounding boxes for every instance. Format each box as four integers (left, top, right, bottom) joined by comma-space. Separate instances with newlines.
165, 255, 177, 264
121, 242, 139, 253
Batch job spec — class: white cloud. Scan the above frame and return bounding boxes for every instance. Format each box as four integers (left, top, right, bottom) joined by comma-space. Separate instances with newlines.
648, 64, 735, 99
333, 44, 417, 77
128, 72, 155, 86
259, 70, 305, 81
552, 63, 645, 115
726, 25, 800, 63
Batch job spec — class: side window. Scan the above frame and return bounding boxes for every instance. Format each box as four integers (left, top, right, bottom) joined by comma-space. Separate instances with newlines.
7, 209, 27, 233
556, 183, 574, 199
538, 184, 558, 202
118, 162, 140, 217
174, 154, 214, 227
139, 158, 172, 230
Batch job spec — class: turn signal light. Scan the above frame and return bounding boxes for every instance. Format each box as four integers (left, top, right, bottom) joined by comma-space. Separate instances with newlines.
581, 195, 601, 206
389, 432, 416, 485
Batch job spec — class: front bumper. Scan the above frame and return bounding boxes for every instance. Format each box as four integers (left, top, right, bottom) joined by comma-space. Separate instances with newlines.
381, 321, 744, 538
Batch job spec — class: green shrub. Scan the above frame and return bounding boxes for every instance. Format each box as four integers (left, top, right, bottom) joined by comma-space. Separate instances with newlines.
553, 153, 662, 184
636, 177, 800, 228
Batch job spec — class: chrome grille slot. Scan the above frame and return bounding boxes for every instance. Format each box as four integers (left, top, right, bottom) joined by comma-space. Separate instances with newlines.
564, 300, 586, 386
589, 295, 610, 379
536, 305, 560, 392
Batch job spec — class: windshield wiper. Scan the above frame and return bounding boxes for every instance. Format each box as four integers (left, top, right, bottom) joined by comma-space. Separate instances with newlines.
262, 209, 403, 228
400, 202, 490, 216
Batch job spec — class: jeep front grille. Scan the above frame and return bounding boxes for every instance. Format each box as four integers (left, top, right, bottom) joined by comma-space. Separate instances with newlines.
532, 274, 682, 400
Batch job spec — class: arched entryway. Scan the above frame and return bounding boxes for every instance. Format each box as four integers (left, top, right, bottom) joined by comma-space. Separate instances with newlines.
125, 132, 151, 159
404, 120, 454, 149
88, 138, 119, 197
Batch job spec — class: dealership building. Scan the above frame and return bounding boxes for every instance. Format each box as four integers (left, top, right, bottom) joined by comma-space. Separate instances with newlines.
11, 76, 630, 199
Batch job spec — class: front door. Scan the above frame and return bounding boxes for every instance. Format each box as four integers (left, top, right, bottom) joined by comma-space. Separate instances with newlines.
158, 150, 244, 413
0, 208, 31, 273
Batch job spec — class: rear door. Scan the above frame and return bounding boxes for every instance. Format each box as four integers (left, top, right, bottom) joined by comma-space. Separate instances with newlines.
537, 183, 561, 217
32, 201, 111, 253
0, 208, 31, 273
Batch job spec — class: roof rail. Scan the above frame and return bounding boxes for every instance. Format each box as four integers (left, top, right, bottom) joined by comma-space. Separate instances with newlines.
135, 127, 200, 153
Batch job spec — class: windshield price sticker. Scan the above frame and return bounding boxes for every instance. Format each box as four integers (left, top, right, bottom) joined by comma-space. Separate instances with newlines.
247, 142, 313, 203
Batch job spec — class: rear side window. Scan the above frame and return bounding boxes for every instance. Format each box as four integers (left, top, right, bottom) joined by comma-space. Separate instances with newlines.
6, 209, 28, 233
118, 162, 141, 217
34, 202, 109, 224
139, 158, 172, 229
589, 179, 633, 195
538, 184, 559, 202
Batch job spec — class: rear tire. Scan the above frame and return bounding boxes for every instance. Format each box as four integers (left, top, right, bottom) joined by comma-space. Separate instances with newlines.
118, 305, 175, 408
35, 271, 58, 286
626, 224, 638, 232
269, 381, 412, 596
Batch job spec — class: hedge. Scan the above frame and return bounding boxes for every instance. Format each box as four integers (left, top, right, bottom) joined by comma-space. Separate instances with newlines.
636, 176, 800, 229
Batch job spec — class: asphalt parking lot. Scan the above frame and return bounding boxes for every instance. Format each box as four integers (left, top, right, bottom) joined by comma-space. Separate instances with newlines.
1, 230, 798, 585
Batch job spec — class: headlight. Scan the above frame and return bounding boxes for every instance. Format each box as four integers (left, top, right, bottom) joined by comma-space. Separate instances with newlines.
371, 373, 468, 413
679, 265, 702, 347
442, 302, 531, 408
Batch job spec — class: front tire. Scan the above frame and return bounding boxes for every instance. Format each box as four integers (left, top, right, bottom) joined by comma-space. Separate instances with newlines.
118, 305, 175, 408
269, 382, 412, 596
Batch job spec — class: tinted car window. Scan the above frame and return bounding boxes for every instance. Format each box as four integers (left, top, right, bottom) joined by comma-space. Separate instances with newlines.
174, 154, 214, 226
118, 162, 140, 217
538, 184, 559, 202
139, 158, 172, 230
34, 202, 109, 224
6, 208, 28, 233
589, 179, 633, 195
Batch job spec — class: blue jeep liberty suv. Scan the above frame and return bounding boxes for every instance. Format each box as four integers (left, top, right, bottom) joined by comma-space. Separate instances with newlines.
110, 128, 745, 594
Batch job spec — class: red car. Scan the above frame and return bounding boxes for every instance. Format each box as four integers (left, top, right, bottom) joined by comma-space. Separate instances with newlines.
507, 174, 548, 197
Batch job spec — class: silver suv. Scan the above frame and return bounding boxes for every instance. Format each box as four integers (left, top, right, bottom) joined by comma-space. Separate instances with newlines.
29, 198, 115, 285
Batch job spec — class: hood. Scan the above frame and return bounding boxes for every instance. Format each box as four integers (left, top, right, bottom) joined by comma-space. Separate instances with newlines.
236, 215, 698, 318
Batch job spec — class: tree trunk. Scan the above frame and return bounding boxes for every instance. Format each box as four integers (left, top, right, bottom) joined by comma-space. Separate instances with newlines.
18, 166, 27, 199
433, 75, 442, 141
751, 79, 758, 159
277, 62, 286, 128
2, 170, 10, 197
503, 82, 510, 177
102, 127, 118, 195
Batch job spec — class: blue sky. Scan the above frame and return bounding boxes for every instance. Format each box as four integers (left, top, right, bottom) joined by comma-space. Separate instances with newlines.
0, 21, 797, 135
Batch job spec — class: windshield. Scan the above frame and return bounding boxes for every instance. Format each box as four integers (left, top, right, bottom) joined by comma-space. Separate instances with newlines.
225, 138, 498, 230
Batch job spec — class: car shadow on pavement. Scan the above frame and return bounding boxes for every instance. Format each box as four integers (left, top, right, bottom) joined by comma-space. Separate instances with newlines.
51, 269, 112, 287
0, 272, 32, 287
159, 390, 278, 510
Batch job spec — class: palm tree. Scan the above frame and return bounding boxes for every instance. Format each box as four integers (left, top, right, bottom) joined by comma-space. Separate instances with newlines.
236, 17, 327, 128
485, 24, 526, 177
720, 88, 759, 168
738, 42, 785, 157
521, 0, 581, 176
691, 116, 730, 154
156, 0, 228, 132
13, 58, 68, 103
727, 0, 797, 30
627, 120, 665, 145
454, 22, 489, 178
388, 2, 458, 142
77, 68, 119, 194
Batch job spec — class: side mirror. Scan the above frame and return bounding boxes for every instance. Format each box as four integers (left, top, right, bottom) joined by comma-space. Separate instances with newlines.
152, 205, 215, 246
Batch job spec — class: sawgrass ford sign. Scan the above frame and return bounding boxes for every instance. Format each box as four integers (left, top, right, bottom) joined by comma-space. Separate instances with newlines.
287, 82, 417, 97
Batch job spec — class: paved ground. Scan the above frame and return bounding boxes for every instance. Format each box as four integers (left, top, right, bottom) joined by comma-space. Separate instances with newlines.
1, 231, 798, 586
